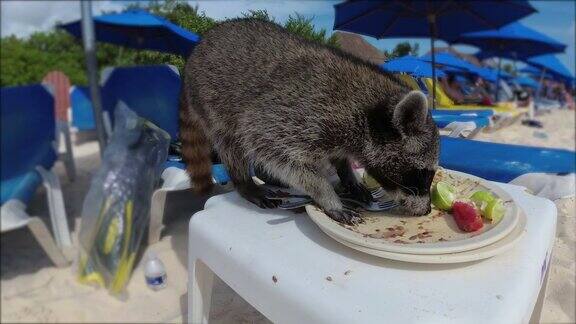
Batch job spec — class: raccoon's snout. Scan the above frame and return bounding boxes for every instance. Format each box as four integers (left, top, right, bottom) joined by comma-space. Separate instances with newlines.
419, 204, 432, 216
398, 195, 432, 216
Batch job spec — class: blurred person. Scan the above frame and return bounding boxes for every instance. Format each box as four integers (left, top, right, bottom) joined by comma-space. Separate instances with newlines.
559, 83, 575, 109
440, 74, 486, 105
511, 82, 530, 108
473, 76, 496, 105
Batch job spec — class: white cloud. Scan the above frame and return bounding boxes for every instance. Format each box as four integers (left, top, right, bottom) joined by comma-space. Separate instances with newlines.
0, 0, 124, 38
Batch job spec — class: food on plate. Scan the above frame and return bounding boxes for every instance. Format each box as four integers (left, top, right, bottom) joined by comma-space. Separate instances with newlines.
360, 171, 506, 234
452, 201, 484, 232
470, 191, 504, 223
431, 181, 456, 211
470, 190, 495, 208
484, 198, 505, 223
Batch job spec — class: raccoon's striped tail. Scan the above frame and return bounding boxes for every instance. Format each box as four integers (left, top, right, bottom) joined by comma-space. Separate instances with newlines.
179, 91, 213, 195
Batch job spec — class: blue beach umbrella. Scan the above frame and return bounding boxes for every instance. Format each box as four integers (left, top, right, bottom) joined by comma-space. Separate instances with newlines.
333, 0, 536, 108
473, 66, 513, 83
514, 76, 539, 89
455, 22, 565, 99
60, 9, 200, 56
420, 52, 477, 72
420, 52, 494, 81
422, 52, 513, 100
527, 55, 574, 81
527, 55, 574, 94
520, 65, 543, 76
455, 22, 565, 60
381, 56, 445, 78
519, 65, 556, 80
59, 8, 200, 151
462, 65, 513, 85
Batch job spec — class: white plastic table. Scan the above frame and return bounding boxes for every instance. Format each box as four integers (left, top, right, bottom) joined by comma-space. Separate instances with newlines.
187, 183, 556, 324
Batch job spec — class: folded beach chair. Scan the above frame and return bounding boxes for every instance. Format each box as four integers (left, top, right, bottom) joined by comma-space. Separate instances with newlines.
1, 84, 72, 267
41, 73, 76, 182
70, 86, 96, 131
397, 75, 492, 137
99, 65, 230, 244
440, 136, 576, 199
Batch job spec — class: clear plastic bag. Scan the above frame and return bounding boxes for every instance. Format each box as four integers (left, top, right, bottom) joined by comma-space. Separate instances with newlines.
77, 103, 170, 298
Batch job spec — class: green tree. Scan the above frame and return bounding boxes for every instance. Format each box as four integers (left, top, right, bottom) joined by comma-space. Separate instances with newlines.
502, 63, 515, 76
241, 10, 338, 48
383, 41, 420, 59
1, 31, 87, 86
242, 9, 275, 22
284, 14, 338, 47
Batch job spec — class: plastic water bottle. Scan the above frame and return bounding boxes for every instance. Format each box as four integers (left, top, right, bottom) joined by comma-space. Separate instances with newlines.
144, 251, 167, 291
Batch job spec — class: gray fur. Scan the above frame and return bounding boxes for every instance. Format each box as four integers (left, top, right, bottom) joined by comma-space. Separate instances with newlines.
181, 19, 440, 223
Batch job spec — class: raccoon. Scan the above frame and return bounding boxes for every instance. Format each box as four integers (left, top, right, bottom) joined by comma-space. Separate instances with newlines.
180, 19, 440, 224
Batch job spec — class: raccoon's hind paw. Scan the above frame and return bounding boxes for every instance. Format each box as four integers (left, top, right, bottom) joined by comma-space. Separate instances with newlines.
325, 208, 363, 225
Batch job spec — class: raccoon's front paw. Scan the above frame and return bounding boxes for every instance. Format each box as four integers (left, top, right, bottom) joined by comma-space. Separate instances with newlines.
343, 181, 375, 204
325, 208, 363, 225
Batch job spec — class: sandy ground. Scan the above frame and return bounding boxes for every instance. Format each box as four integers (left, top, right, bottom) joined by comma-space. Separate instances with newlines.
1, 110, 574, 323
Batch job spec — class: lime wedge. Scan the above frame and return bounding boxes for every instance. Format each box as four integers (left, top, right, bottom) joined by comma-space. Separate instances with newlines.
485, 198, 505, 223
470, 191, 495, 214
431, 181, 456, 211
362, 173, 381, 190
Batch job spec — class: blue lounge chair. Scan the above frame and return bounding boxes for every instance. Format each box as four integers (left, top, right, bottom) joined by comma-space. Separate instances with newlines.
440, 136, 576, 199
1, 84, 72, 267
100, 65, 181, 139
99, 65, 230, 244
70, 85, 96, 131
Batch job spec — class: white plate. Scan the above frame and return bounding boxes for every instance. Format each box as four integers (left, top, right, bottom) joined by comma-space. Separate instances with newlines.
321, 212, 526, 264
306, 169, 519, 255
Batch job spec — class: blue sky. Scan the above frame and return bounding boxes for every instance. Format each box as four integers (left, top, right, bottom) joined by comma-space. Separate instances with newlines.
1, 0, 574, 75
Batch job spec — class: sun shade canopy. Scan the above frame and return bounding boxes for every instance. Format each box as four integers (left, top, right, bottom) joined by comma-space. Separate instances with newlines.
456, 22, 565, 60
381, 56, 446, 78
526, 55, 574, 82
60, 9, 200, 57
333, 0, 536, 42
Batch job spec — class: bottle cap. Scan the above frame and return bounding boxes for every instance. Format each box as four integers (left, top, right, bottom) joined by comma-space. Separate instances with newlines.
146, 250, 158, 260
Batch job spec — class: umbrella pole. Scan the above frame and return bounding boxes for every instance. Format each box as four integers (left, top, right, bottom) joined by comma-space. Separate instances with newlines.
430, 37, 437, 109
495, 57, 502, 102
81, 1, 107, 155
534, 67, 548, 114
428, 16, 437, 110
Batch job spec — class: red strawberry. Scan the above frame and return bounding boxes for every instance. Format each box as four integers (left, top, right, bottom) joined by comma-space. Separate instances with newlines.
452, 201, 484, 232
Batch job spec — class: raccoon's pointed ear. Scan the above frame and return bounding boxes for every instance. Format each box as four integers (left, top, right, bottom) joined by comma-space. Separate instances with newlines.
392, 90, 429, 136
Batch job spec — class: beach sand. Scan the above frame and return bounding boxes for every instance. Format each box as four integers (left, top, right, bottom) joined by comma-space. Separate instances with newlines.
1, 110, 574, 323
